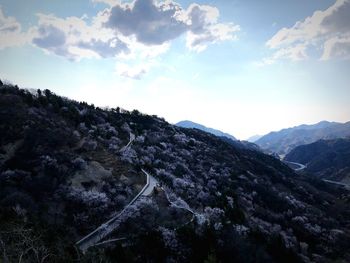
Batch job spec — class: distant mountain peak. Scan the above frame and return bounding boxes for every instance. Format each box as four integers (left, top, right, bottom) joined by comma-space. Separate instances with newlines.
255, 120, 350, 156
176, 120, 237, 141
294, 120, 339, 130
246, 134, 262, 143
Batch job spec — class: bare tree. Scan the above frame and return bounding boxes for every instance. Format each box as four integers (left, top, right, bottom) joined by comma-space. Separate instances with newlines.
0, 224, 52, 263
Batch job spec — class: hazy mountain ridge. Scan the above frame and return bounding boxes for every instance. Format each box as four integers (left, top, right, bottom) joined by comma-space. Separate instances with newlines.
1, 83, 350, 262
285, 138, 350, 183
255, 121, 350, 156
176, 120, 260, 151
176, 120, 237, 141
247, 134, 263, 142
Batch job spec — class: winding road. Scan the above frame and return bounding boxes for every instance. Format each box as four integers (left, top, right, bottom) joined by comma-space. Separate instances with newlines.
283, 160, 307, 171
322, 179, 350, 190
76, 167, 159, 252
76, 131, 197, 252
141, 169, 158, 196
283, 160, 350, 190
119, 133, 135, 153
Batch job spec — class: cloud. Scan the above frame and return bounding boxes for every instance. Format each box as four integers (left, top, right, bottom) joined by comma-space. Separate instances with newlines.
266, 0, 350, 61
321, 0, 350, 33
26, 0, 238, 63
0, 8, 28, 49
30, 13, 128, 60
33, 25, 66, 48
2, 0, 238, 59
105, 0, 188, 45
115, 61, 154, 79
0, 8, 20, 33
77, 38, 128, 58
0, 1, 239, 78
322, 35, 350, 60
104, 0, 239, 50
92, 0, 120, 6
185, 4, 239, 51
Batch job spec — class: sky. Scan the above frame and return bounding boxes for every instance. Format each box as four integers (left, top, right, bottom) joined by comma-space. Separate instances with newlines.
0, 0, 350, 140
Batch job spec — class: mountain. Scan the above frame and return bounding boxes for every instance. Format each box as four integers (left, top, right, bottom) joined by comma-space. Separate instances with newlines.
219, 136, 261, 152
176, 120, 261, 151
1, 82, 350, 262
285, 138, 350, 183
247, 134, 263, 143
176, 120, 237, 141
255, 121, 350, 156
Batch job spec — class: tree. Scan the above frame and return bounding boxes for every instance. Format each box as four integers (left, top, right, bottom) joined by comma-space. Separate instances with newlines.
44, 89, 52, 98
0, 224, 52, 262
204, 250, 218, 263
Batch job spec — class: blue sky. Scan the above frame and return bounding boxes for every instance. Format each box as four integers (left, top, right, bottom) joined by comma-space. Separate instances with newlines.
0, 0, 349, 139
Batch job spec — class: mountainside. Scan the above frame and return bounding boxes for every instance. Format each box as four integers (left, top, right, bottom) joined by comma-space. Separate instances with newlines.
219, 135, 261, 152
1, 83, 350, 262
176, 120, 237, 141
255, 121, 350, 156
285, 138, 350, 183
176, 120, 260, 151
247, 134, 263, 143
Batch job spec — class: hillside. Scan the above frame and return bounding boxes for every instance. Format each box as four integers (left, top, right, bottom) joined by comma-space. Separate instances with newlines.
285, 138, 350, 183
1, 83, 350, 262
255, 121, 350, 156
176, 120, 259, 151
247, 134, 263, 143
176, 120, 237, 141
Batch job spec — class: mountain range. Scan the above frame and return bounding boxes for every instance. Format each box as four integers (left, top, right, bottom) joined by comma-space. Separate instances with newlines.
255, 121, 350, 157
1, 82, 350, 262
285, 138, 350, 183
176, 120, 237, 141
246, 134, 263, 143
176, 120, 261, 152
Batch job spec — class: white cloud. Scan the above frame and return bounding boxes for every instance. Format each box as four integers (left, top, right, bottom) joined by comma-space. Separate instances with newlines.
254, 44, 308, 67
1, 1, 239, 58
68, 46, 100, 59
104, 0, 188, 45
273, 44, 308, 61
0, 8, 28, 49
30, 13, 128, 60
185, 4, 239, 51
266, 0, 350, 62
0, 1, 239, 77
104, 0, 239, 50
116, 62, 153, 79
115, 35, 170, 60
0, 8, 20, 32
321, 35, 350, 60
92, 0, 121, 6
186, 22, 239, 52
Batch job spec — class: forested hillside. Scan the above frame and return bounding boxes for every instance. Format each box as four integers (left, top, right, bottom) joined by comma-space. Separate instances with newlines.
1, 82, 349, 262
